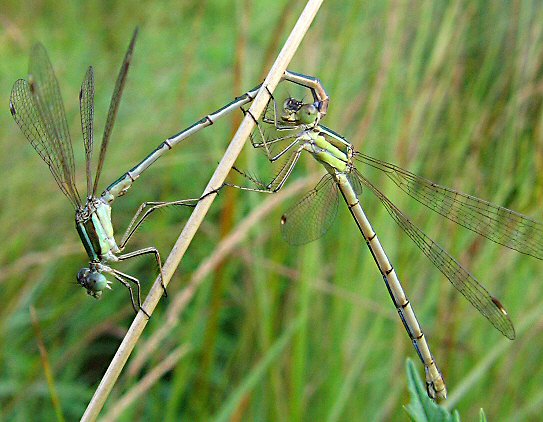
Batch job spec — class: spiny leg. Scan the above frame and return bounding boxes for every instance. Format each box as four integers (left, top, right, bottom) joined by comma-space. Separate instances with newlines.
117, 198, 199, 298
242, 97, 299, 160
117, 247, 166, 298
242, 107, 272, 158
258, 136, 303, 163
260, 86, 303, 131
213, 146, 304, 196
251, 132, 300, 151
110, 269, 150, 318
120, 198, 198, 248
204, 167, 274, 198
229, 103, 308, 194
243, 98, 303, 160
111, 274, 137, 312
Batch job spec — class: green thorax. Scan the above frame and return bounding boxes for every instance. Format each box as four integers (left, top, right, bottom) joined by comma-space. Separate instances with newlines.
308, 129, 350, 173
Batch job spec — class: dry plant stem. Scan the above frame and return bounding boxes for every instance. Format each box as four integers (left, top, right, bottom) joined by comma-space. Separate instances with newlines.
129, 175, 393, 377
81, 1, 323, 420
101, 345, 192, 422
128, 178, 313, 376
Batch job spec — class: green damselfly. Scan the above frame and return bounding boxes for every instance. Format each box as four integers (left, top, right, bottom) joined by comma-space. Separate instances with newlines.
9, 29, 201, 313
205, 73, 541, 399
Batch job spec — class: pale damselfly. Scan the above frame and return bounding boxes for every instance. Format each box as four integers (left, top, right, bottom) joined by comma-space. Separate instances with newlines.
198, 73, 541, 399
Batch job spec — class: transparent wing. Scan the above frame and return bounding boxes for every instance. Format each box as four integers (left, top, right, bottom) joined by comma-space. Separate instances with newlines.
93, 27, 138, 195
347, 171, 363, 196
28, 43, 80, 206
281, 174, 339, 245
356, 152, 543, 260
80, 66, 95, 198
246, 103, 301, 158
355, 169, 515, 339
10, 44, 81, 208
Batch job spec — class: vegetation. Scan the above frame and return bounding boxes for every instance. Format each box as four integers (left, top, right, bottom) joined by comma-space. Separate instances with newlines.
0, 1, 542, 420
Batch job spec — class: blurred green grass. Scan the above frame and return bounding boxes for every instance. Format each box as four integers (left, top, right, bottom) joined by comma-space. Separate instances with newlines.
1, 0, 543, 420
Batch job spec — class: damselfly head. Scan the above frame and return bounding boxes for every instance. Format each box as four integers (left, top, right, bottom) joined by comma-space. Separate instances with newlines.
77, 267, 112, 299
281, 97, 319, 126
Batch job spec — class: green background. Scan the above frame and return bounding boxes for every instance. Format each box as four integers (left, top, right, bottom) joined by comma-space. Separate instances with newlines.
1, 1, 542, 420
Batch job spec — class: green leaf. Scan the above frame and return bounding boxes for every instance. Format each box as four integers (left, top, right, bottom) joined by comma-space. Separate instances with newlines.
403, 359, 454, 422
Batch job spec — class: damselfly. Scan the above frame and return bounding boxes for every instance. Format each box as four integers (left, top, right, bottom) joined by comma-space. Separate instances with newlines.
184, 72, 539, 400
99, 69, 541, 398
9, 29, 199, 313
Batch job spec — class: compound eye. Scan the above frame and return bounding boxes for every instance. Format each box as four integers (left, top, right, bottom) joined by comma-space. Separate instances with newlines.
283, 97, 301, 112
87, 272, 109, 292
283, 98, 292, 111
299, 104, 318, 124
77, 268, 90, 284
